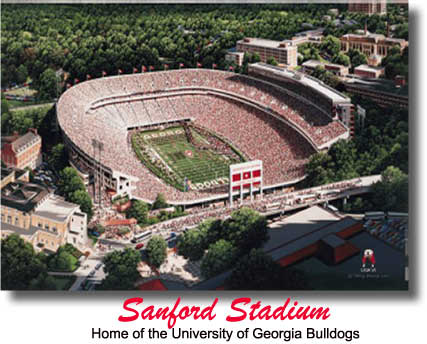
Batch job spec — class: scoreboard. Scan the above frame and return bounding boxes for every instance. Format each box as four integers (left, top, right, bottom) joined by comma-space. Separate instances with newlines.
229, 160, 263, 206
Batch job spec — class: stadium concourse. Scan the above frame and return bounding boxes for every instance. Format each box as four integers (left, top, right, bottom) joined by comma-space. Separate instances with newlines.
57, 68, 350, 205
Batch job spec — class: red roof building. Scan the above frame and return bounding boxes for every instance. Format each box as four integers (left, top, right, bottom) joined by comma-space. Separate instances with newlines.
1, 129, 42, 170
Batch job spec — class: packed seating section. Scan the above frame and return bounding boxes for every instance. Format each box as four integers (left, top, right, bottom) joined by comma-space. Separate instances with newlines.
57, 69, 348, 203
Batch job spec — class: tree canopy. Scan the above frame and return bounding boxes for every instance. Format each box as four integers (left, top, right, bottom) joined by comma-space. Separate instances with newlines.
146, 236, 167, 268
222, 207, 269, 254
99, 248, 141, 290
152, 193, 168, 210
126, 199, 149, 224
1, 234, 47, 290
200, 239, 237, 279
57, 167, 92, 220
226, 249, 309, 290
176, 227, 207, 261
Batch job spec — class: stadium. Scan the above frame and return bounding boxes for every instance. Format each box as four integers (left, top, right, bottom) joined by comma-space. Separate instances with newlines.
57, 63, 353, 206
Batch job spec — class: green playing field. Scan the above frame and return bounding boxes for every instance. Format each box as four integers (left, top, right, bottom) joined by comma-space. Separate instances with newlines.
133, 126, 244, 188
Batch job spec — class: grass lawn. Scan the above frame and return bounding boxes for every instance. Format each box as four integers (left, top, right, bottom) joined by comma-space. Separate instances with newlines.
8, 100, 52, 109
5, 86, 37, 97
133, 126, 244, 189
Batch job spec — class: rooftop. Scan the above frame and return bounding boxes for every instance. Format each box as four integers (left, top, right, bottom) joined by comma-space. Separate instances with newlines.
238, 37, 294, 49
341, 33, 408, 46
250, 62, 351, 104
1, 180, 50, 212
1, 167, 28, 183
354, 64, 385, 72
34, 195, 80, 223
302, 59, 348, 70
5, 130, 40, 154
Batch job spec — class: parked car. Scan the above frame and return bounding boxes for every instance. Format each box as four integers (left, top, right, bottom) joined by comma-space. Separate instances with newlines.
135, 243, 144, 250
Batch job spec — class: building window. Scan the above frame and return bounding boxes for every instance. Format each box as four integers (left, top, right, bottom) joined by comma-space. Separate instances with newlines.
7, 216, 12, 224
15, 217, 19, 225
45, 224, 49, 230
38, 223, 42, 227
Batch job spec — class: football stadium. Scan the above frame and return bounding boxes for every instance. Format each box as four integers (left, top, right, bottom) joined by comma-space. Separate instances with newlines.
57, 63, 353, 205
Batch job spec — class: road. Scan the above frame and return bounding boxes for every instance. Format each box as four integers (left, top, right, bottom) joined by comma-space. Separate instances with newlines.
50, 256, 106, 291
10, 102, 54, 112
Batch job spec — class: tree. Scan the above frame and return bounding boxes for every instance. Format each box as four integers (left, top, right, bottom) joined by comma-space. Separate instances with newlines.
99, 248, 141, 290
371, 166, 408, 212
321, 35, 341, 57
48, 250, 76, 272
328, 139, 358, 181
47, 244, 80, 272
332, 52, 350, 66
348, 49, 367, 68
1, 234, 47, 290
226, 249, 280, 289
266, 56, 278, 66
16, 64, 28, 84
1, 94, 11, 135
304, 152, 335, 187
227, 249, 309, 290
382, 46, 408, 80
38, 68, 60, 100
200, 218, 225, 246
146, 236, 167, 268
152, 193, 168, 210
177, 228, 207, 261
70, 189, 93, 220
48, 143, 68, 172
28, 273, 58, 290
58, 167, 85, 199
57, 167, 92, 219
200, 239, 237, 279
126, 199, 149, 224
222, 207, 269, 254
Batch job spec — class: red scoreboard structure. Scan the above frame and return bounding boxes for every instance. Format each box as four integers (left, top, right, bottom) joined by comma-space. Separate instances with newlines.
229, 160, 263, 206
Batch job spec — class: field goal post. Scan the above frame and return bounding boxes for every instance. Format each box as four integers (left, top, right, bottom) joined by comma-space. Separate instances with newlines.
229, 160, 263, 207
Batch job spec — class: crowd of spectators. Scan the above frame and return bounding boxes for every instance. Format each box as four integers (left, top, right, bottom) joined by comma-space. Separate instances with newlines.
364, 216, 407, 251
57, 69, 349, 203
135, 177, 368, 236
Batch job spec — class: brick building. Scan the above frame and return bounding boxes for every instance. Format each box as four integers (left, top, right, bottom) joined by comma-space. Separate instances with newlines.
348, 0, 387, 16
1, 128, 42, 170
340, 33, 408, 66
354, 64, 385, 79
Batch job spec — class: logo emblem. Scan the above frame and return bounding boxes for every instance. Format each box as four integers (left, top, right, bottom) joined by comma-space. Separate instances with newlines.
184, 150, 194, 158
360, 249, 376, 272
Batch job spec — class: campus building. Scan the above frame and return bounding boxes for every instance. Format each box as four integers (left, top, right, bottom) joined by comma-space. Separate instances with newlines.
354, 64, 385, 79
236, 38, 298, 67
340, 32, 408, 66
348, 0, 387, 16
1, 128, 42, 170
1, 167, 88, 252
302, 59, 350, 77
225, 51, 245, 67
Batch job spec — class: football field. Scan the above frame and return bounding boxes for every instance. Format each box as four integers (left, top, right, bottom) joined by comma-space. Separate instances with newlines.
133, 126, 244, 189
